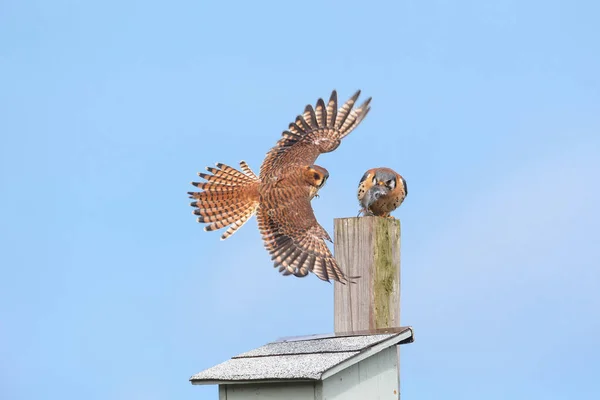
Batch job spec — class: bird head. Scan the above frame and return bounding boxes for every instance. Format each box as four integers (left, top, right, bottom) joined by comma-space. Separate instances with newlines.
361, 168, 407, 211
372, 168, 398, 191
303, 165, 329, 192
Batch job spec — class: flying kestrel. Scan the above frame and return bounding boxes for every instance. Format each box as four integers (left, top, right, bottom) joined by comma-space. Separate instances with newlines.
189, 90, 371, 284
357, 167, 407, 218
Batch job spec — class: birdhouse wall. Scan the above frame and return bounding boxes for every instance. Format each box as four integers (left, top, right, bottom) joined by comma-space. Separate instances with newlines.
219, 381, 319, 400
321, 346, 399, 400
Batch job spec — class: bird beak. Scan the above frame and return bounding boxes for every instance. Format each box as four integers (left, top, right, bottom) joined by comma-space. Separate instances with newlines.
377, 181, 386, 186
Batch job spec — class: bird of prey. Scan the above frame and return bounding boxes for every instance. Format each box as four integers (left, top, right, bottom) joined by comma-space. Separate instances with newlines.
189, 90, 371, 284
357, 167, 407, 218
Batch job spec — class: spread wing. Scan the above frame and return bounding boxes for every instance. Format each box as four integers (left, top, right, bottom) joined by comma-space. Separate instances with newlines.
259, 90, 372, 179
256, 189, 355, 284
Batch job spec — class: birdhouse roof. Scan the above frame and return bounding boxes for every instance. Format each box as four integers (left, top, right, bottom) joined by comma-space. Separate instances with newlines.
190, 326, 413, 385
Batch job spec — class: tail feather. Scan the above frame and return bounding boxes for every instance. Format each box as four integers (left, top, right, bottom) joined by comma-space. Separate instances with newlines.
202, 167, 254, 186
204, 168, 251, 180
197, 172, 247, 186
191, 181, 241, 192
190, 201, 246, 217
239, 161, 258, 180
203, 203, 255, 233
189, 161, 260, 240
194, 201, 255, 223
220, 207, 256, 240
188, 191, 244, 202
213, 163, 254, 181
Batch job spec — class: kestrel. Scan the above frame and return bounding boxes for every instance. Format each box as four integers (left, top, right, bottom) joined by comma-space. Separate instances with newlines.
357, 167, 407, 218
189, 90, 371, 284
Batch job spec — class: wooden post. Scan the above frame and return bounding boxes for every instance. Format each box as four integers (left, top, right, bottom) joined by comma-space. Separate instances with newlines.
333, 216, 401, 333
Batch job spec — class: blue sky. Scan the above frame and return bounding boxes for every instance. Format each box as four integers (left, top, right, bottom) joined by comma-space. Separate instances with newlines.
1, 0, 599, 399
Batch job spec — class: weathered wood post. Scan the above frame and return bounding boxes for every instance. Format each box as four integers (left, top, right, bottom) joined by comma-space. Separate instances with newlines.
333, 216, 401, 332
334, 216, 402, 397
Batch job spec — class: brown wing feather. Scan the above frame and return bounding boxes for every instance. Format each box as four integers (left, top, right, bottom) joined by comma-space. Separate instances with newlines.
256, 187, 354, 284
259, 90, 372, 179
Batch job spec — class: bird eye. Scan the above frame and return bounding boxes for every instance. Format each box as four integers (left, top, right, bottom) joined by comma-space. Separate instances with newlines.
387, 179, 396, 190
313, 173, 320, 180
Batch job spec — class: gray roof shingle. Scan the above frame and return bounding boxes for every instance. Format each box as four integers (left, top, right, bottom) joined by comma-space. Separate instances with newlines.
190, 327, 413, 384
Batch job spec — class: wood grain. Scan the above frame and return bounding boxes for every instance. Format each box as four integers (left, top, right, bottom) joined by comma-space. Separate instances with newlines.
333, 217, 401, 333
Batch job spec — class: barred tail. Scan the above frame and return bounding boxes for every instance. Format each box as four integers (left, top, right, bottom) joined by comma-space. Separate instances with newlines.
189, 161, 260, 240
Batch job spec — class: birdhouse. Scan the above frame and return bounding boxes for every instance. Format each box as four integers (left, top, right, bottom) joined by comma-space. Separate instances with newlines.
190, 327, 413, 399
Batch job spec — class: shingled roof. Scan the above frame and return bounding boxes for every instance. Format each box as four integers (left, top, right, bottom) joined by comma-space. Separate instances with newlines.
190, 327, 414, 385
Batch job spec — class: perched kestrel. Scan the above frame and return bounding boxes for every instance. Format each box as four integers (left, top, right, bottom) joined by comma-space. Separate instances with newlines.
357, 167, 407, 218
189, 90, 371, 284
